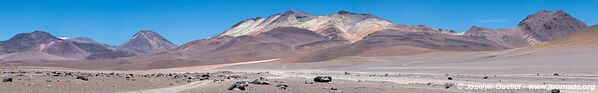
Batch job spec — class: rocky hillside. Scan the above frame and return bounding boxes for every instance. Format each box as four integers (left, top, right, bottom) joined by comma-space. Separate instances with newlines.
218, 10, 443, 42
119, 30, 177, 55
462, 26, 529, 48
129, 10, 590, 68
463, 10, 587, 47
517, 10, 588, 44
160, 27, 343, 64
0, 31, 90, 61
0, 30, 178, 61
299, 29, 511, 62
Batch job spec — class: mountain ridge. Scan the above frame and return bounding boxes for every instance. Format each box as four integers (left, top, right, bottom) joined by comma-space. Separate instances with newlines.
0, 10, 592, 70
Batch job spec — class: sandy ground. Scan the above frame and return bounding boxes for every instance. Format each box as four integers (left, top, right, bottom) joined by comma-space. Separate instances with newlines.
2, 48, 598, 93
216, 48, 598, 93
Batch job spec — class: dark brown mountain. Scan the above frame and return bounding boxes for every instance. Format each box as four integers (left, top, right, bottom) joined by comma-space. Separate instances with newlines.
463, 10, 587, 47
531, 25, 598, 49
517, 10, 588, 44
119, 30, 177, 55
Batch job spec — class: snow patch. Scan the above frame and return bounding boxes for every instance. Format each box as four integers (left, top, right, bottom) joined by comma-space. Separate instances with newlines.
57, 36, 70, 40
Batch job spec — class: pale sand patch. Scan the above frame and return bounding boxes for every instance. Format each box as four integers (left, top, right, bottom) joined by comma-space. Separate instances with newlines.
156, 58, 279, 71
119, 81, 211, 93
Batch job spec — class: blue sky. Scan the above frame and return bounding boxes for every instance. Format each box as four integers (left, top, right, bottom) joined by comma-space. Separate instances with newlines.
1, 0, 597, 45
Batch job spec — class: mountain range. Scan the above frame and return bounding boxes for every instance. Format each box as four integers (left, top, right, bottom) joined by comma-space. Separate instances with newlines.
0, 10, 590, 69
0, 30, 176, 61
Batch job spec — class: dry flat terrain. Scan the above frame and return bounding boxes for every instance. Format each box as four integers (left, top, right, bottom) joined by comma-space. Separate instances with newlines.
217, 48, 598, 93
2, 46, 598, 93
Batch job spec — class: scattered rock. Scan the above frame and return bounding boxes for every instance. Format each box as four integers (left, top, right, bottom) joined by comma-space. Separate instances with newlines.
330, 87, 339, 90
228, 81, 250, 91
199, 77, 209, 81
304, 81, 314, 84
2, 77, 13, 82
251, 79, 270, 85
201, 74, 210, 78
276, 84, 288, 89
314, 76, 332, 83
213, 79, 224, 82
444, 83, 454, 89
551, 89, 560, 93
76, 76, 89, 81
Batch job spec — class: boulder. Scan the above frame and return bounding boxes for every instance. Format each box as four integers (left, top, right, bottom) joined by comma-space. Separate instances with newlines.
228, 81, 250, 91
330, 87, 339, 90
2, 77, 12, 82
201, 74, 210, 78
76, 76, 89, 81
276, 84, 288, 89
314, 76, 332, 83
444, 83, 454, 89
304, 81, 314, 84
251, 79, 270, 85
551, 89, 560, 93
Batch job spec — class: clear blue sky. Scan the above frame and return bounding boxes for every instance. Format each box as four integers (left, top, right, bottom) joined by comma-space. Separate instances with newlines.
1, 0, 596, 45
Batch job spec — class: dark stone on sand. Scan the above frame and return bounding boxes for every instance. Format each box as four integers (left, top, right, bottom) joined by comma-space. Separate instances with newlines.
2, 77, 12, 82
314, 76, 332, 83
444, 83, 454, 89
551, 89, 560, 93
251, 79, 270, 85
76, 76, 89, 81
305, 81, 314, 84
201, 74, 210, 78
228, 81, 250, 91
330, 87, 338, 90
276, 84, 288, 89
